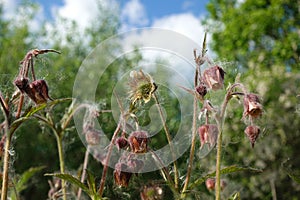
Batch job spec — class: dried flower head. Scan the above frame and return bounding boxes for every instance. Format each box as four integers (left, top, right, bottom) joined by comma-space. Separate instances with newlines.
115, 137, 129, 150
14, 77, 52, 104
113, 162, 132, 187
244, 125, 260, 148
128, 131, 149, 153
202, 65, 225, 90
243, 93, 263, 119
129, 70, 157, 106
198, 124, 218, 149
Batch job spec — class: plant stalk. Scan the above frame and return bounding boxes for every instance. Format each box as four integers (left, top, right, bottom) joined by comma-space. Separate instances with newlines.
1, 134, 11, 200
153, 93, 179, 190
77, 147, 90, 200
55, 132, 67, 200
98, 122, 121, 197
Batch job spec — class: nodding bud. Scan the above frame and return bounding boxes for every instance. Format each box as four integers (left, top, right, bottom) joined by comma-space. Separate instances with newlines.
128, 131, 149, 153
244, 125, 260, 148
14, 77, 30, 93
205, 178, 227, 191
243, 93, 263, 119
115, 137, 129, 150
195, 82, 207, 99
202, 65, 225, 90
198, 124, 218, 149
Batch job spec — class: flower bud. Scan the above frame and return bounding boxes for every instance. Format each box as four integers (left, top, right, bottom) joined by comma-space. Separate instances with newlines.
128, 131, 149, 153
195, 82, 207, 99
244, 125, 260, 148
243, 93, 263, 119
115, 137, 129, 150
202, 65, 225, 90
198, 124, 218, 149
205, 178, 227, 191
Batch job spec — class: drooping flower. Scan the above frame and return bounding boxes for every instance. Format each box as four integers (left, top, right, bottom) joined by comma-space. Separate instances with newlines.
202, 65, 225, 90
243, 93, 263, 119
244, 125, 261, 148
115, 137, 129, 150
14, 77, 52, 104
84, 126, 102, 146
195, 82, 207, 99
205, 178, 227, 191
113, 162, 132, 187
128, 131, 149, 153
198, 124, 218, 149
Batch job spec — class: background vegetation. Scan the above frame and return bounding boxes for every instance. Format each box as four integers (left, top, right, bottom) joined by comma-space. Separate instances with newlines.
0, 0, 299, 199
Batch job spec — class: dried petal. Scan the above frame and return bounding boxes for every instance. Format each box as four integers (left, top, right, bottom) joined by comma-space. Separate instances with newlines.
243, 93, 263, 119
244, 125, 260, 148
202, 65, 225, 90
128, 131, 149, 153
198, 124, 218, 149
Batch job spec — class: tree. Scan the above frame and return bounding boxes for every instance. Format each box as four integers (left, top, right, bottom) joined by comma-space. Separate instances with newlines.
205, 0, 300, 199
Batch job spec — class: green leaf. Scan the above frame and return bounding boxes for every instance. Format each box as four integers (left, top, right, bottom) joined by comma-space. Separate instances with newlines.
190, 165, 262, 189
86, 170, 97, 194
11, 166, 46, 200
228, 192, 241, 200
45, 173, 92, 196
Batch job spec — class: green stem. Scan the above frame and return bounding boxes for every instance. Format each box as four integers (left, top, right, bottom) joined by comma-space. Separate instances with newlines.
215, 127, 222, 200
54, 131, 67, 200
153, 93, 179, 190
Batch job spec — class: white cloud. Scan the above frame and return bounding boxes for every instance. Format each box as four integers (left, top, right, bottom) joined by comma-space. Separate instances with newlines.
1, 0, 18, 19
121, 0, 149, 29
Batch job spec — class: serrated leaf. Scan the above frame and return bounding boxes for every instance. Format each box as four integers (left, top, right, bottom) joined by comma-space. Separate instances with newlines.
190, 165, 262, 189
45, 173, 92, 196
15, 166, 46, 192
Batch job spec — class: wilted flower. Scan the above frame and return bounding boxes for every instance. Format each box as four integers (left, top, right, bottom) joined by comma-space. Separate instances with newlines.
244, 125, 260, 148
128, 70, 157, 110
198, 124, 218, 149
243, 93, 263, 119
140, 185, 163, 200
14, 77, 52, 104
115, 137, 129, 150
205, 178, 227, 191
114, 162, 132, 187
128, 131, 149, 153
202, 65, 225, 90
84, 126, 101, 146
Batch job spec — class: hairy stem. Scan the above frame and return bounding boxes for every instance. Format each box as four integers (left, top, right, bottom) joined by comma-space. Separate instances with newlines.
181, 94, 198, 198
98, 122, 121, 197
55, 132, 67, 200
1, 134, 11, 200
77, 147, 90, 200
153, 93, 179, 190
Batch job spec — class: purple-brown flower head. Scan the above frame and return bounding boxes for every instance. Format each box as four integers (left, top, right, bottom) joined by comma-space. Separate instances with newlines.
128, 131, 149, 153
14, 77, 52, 104
243, 93, 263, 119
198, 124, 218, 149
205, 178, 227, 191
195, 82, 207, 99
202, 65, 225, 90
115, 137, 129, 150
244, 125, 260, 148
84, 127, 101, 146
113, 162, 132, 187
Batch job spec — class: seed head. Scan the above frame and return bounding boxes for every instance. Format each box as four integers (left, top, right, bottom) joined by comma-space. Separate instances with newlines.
202, 65, 225, 90
244, 125, 260, 148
